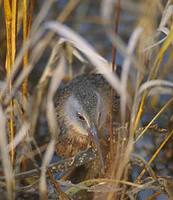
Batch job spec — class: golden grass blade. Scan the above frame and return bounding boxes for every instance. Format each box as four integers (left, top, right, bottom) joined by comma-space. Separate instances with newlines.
136, 129, 173, 182
4, 0, 16, 164
135, 97, 173, 142
11, 0, 17, 63
149, 26, 173, 80
134, 79, 173, 139
3, 30, 45, 106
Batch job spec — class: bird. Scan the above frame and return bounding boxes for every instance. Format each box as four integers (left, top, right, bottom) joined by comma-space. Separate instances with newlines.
54, 73, 121, 181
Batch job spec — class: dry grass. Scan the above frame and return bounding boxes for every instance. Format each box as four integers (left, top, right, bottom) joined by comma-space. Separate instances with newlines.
0, 0, 173, 199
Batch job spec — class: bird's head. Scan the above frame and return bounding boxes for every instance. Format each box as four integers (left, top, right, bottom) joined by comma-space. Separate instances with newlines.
63, 88, 108, 171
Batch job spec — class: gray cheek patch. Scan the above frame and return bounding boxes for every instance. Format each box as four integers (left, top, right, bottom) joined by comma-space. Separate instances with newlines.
64, 95, 88, 136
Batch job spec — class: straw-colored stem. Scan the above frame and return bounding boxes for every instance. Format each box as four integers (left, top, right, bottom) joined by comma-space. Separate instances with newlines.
136, 129, 173, 182
4, 0, 16, 165
135, 97, 173, 142
133, 26, 173, 136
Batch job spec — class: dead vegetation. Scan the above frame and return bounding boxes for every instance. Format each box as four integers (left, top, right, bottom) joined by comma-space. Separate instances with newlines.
0, 0, 173, 199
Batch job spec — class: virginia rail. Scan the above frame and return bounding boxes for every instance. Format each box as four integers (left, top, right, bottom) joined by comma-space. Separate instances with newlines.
55, 73, 121, 181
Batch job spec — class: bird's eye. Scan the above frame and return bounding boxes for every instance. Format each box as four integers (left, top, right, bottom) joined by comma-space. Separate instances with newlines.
77, 112, 85, 121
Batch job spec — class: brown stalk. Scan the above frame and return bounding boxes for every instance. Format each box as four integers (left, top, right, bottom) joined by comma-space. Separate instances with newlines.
109, 0, 121, 165
22, 0, 33, 99
47, 169, 70, 200
108, 1, 121, 199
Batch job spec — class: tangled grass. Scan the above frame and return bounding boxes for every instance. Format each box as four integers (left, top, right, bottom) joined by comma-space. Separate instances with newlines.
0, 0, 173, 199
